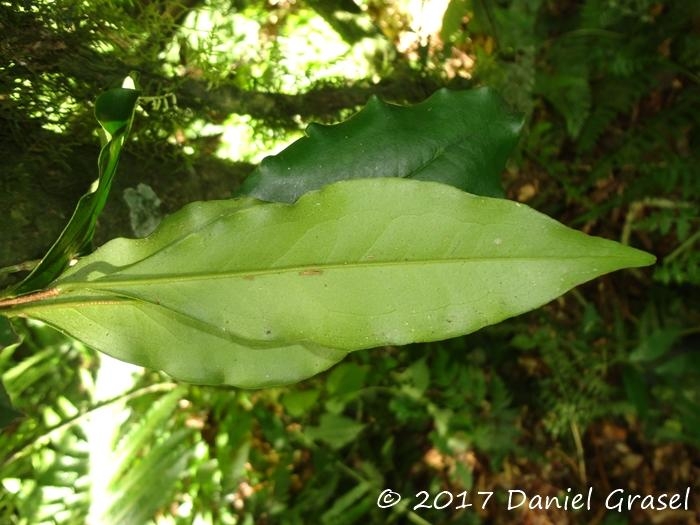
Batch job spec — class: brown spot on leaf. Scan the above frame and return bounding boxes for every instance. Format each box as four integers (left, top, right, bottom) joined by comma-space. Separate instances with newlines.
299, 268, 323, 276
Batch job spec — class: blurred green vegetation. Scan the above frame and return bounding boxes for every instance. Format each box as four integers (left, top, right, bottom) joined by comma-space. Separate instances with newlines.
1, 0, 698, 524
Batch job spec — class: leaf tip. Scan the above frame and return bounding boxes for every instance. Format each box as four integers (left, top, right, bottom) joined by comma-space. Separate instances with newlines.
617, 245, 656, 269
637, 250, 657, 267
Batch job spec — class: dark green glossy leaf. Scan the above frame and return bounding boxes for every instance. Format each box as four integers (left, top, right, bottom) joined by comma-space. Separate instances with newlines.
10, 85, 140, 296
239, 88, 522, 203
2, 179, 654, 388
95, 87, 141, 138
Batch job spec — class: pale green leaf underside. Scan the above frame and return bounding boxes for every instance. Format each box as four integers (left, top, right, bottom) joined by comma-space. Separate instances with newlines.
16, 179, 654, 387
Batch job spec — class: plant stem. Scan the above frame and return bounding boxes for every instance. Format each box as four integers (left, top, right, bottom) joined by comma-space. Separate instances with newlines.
570, 420, 587, 485
0, 259, 40, 277
0, 289, 59, 311
664, 229, 700, 263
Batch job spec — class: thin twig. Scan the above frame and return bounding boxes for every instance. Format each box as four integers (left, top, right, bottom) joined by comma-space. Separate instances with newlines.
664, 229, 700, 263
0, 259, 40, 277
570, 420, 587, 485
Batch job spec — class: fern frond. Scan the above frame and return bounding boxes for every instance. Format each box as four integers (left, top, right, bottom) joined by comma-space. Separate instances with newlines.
105, 428, 193, 525
0, 323, 94, 524
82, 386, 193, 525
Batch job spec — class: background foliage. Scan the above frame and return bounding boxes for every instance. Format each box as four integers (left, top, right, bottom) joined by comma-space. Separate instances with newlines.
1, 0, 698, 524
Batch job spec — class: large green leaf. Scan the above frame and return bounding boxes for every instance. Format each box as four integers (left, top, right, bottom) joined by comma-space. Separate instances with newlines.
1, 179, 654, 387
11, 84, 140, 296
239, 88, 522, 203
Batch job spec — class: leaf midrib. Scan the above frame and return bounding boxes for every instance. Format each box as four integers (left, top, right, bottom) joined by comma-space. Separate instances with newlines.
58, 253, 635, 289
